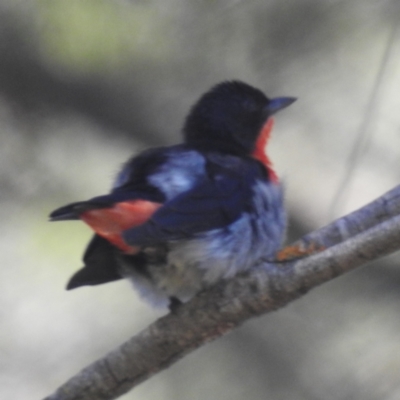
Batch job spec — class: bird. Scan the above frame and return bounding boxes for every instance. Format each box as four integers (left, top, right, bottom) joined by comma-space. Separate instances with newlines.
50, 81, 296, 309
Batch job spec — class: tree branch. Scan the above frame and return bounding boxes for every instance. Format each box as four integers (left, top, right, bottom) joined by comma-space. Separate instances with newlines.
44, 185, 400, 400
294, 183, 400, 248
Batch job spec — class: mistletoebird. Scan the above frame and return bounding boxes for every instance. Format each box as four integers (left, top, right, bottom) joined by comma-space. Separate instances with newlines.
50, 81, 296, 309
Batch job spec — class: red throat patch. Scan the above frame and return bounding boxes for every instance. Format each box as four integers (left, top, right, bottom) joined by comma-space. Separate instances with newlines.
81, 200, 162, 254
252, 117, 278, 184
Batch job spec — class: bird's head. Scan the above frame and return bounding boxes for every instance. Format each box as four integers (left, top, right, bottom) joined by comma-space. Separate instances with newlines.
183, 80, 296, 156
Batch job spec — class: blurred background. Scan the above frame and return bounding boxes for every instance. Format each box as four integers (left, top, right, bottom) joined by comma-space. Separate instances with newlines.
1, 0, 400, 399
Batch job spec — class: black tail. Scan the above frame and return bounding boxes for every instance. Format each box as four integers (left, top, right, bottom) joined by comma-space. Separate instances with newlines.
49, 197, 115, 221
67, 235, 123, 289
49, 202, 85, 221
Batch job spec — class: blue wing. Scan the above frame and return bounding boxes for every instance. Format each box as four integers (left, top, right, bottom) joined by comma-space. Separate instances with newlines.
123, 158, 265, 246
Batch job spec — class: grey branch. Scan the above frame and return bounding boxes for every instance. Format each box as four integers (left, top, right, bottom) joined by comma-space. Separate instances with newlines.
44, 184, 400, 400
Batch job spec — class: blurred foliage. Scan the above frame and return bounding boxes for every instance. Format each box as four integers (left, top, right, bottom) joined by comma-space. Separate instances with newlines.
37, 0, 169, 72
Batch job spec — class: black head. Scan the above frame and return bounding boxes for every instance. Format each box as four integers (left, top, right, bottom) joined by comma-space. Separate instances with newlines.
183, 81, 296, 155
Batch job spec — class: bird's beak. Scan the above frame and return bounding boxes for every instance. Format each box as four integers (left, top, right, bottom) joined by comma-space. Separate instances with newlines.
267, 97, 297, 115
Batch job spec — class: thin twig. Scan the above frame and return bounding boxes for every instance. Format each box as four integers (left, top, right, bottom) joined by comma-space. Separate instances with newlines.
328, 19, 399, 219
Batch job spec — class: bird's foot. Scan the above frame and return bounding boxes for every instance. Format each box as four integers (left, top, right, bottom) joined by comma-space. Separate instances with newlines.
275, 241, 326, 262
